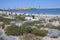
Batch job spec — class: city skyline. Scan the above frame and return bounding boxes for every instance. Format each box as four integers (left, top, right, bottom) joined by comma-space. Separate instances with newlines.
0, 0, 60, 9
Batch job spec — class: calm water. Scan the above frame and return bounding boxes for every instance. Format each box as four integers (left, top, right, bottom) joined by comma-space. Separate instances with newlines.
7, 9, 60, 15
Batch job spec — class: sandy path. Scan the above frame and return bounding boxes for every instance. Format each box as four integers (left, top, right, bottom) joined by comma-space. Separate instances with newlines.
43, 36, 60, 40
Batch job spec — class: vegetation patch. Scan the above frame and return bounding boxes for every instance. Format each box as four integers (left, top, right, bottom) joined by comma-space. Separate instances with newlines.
32, 29, 48, 37
5, 26, 20, 36
15, 16, 25, 21
0, 17, 14, 24
5, 26, 32, 36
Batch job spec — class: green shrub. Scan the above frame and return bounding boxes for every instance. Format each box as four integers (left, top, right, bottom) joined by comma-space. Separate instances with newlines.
50, 26, 60, 30
32, 29, 48, 37
5, 26, 20, 36
0, 17, 14, 24
5, 26, 32, 36
32, 21, 41, 24
19, 27, 32, 35
23, 22, 34, 26
2, 14, 8, 17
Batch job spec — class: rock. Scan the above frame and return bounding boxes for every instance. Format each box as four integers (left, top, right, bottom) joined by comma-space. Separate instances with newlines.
0, 29, 4, 36
0, 37, 4, 40
2, 36, 17, 40
48, 32, 59, 38
47, 29, 60, 38
0, 29, 17, 40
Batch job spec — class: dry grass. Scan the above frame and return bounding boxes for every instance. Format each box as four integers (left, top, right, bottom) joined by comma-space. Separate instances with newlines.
19, 34, 42, 40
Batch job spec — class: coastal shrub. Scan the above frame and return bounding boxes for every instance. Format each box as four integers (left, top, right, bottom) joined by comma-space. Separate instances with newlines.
32, 21, 41, 24
19, 26, 32, 35
0, 17, 14, 24
22, 22, 34, 27
50, 26, 60, 30
23, 21, 41, 27
5, 26, 20, 36
2, 14, 8, 17
32, 29, 48, 37
44, 25, 60, 30
36, 25, 45, 29
5, 26, 32, 36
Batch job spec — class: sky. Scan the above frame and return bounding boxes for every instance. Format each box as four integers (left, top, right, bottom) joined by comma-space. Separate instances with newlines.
0, 0, 60, 9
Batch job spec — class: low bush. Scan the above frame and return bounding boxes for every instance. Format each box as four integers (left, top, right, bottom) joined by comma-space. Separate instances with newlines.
5, 26, 20, 36
32, 29, 48, 37
5, 26, 32, 36
19, 26, 32, 35
0, 17, 14, 24
49, 26, 60, 30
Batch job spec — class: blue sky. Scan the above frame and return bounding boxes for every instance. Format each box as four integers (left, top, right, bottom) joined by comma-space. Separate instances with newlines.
0, 0, 60, 9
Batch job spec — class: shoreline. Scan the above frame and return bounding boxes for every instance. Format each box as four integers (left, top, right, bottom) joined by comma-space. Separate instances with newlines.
0, 11, 60, 17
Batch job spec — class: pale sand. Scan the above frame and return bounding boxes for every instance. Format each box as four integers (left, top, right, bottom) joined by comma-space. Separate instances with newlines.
43, 36, 60, 40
